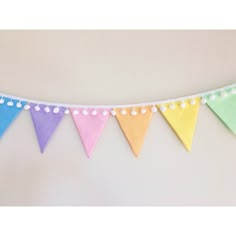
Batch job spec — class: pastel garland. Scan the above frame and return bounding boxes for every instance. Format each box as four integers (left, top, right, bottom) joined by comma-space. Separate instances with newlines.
0, 83, 235, 157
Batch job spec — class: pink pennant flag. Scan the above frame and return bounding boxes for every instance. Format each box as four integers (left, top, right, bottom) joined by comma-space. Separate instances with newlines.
70, 108, 110, 157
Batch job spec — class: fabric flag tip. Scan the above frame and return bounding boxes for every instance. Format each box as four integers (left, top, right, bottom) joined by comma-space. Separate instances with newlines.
83, 145, 94, 158
185, 142, 192, 152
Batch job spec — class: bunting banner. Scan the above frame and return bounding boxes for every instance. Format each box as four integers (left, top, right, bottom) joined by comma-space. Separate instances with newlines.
0, 83, 236, 157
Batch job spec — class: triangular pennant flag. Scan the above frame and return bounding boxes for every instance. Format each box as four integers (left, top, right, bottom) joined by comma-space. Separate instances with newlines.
158, 98, 200, 151
0, 98, 26, 138
115, 107, 152, 157
205, 91, 236, 134
30, 104, 65, 153
70, 108, 110, 158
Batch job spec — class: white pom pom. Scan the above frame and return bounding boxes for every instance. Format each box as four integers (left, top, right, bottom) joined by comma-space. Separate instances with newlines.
16, 102, 22, 108
64, 109, 70, 115
159, 105, 166, 113
0, 98, 5, 104
7, 101, 14, 107
220, 91, 228, 98
190, 99, 196, 105
180, 101, 186, 109
34, 105, 40, 111
201, 98, 207, 104
209, 94, 216, 101
53, 107, 60, 113
131, 109, 137, 116
24, 104, 31, 110
231, 88, 236, 94
91, 110, 97, 116
169, 103, 175, 110
73, 110, 79, 115
120, 109, 127, 115
141, 108, 147, 114
44, 106, 51, 113
111, 109, 116, 116
82, 109, 88, 115
102, 110, 108, 116
151, 106, 157, 113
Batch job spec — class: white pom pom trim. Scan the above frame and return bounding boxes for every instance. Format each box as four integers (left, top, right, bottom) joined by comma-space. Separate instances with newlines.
201, 97, 207, 104
34, 105, 40, 111
91, 110, 97, 116
231, 88, 236, 94
102, 110, 108, 116
120, 109, 127, 115
220, 91, 228, 98
44, 106, 51, 113
111, 110, 116, 116
0, 98, 5, 104
82, 109, 88, 115
180, 101, 186, 109
159, 105, 166, 113
73, 110, 79, 115
64, 109, 70, 115
24, 104, 31, 110
169, 103, 175, 110
190, 99, 196, 105
151, 106, 157, 113
131, 109, 137, 116
16, 102, 22, 108
209, 94, 216, 101
141, 108, 147, 114
7, 101, 14, 107
53, 107, 60, 113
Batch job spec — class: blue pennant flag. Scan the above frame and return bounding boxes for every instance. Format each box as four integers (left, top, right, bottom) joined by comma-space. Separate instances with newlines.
0, 98, 26, 138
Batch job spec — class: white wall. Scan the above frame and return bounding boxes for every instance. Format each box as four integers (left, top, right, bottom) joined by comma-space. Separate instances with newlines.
0, 30, 235, 205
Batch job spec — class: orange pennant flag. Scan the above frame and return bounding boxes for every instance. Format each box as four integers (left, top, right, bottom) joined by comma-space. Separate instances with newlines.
157, 98, 200, 151
115, 107, 152, 156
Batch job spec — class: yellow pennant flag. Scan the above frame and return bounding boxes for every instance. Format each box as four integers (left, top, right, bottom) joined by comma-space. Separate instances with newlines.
115, 107, 152, 157
157, 98, 200, 151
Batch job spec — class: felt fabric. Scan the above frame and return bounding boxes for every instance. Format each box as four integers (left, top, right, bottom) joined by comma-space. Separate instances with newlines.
158, 98, 200, 151
115, 107, 152, 157
70, 108, 110, 158
30, 104, 65, 153
0, 98, 26, 138
206, 92, 236, 134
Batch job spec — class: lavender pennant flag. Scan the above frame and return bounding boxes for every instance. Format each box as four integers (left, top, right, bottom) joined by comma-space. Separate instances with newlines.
29, 104, 65, 153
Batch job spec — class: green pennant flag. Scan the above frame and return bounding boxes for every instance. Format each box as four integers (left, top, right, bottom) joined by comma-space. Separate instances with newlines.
206, 90, 236, 134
